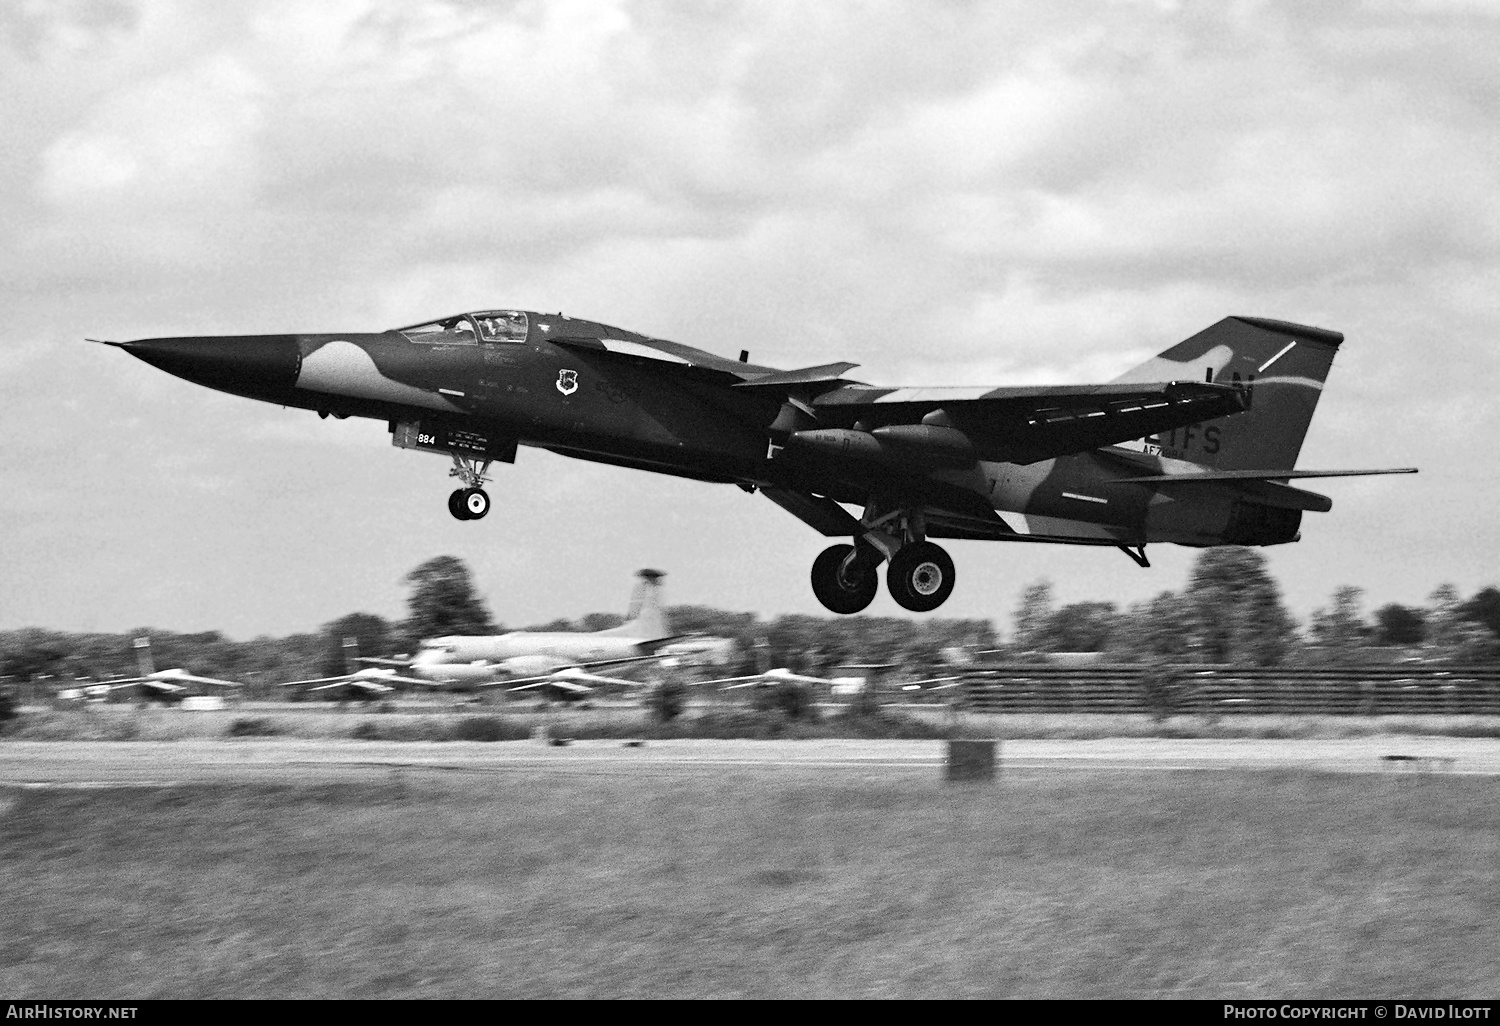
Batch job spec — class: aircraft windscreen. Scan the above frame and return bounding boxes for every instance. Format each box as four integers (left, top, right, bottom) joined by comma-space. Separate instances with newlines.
470, 310, 529, 343
396, 314, 477, 343
396, 311, 528, 344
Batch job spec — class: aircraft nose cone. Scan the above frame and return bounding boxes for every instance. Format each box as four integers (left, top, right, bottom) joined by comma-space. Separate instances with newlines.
121, 335, 301, 395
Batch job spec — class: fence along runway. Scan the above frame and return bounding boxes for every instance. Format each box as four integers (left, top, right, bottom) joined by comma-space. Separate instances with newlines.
956, 664, 1500, 715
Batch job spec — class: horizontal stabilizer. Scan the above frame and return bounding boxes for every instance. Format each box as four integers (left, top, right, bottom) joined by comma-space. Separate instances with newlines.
504, 677, 593, 694
1112, 468, 1417, 482
1109, 467, 1415, 514
309, 680, 394, 694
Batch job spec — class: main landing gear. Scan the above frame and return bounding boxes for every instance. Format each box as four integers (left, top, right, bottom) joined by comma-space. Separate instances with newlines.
447, 453, 492, 521
809, 504, 957, 614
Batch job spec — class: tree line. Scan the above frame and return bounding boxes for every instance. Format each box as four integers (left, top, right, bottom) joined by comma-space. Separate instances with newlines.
1010, 548, 1500, 665
3, 550, 1498, 688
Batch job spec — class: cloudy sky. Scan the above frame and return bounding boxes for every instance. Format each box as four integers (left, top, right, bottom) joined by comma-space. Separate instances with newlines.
3, 0, 1497, 639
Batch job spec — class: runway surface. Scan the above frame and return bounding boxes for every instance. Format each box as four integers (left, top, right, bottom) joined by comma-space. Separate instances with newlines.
2, 736, 1499, 787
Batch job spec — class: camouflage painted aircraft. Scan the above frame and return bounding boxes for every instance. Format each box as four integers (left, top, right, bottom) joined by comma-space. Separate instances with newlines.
99, 312, 1414, 614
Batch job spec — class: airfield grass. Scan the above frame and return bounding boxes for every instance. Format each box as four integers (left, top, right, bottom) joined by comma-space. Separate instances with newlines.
2, 771, 1497, 998
7, 704, 1500, 741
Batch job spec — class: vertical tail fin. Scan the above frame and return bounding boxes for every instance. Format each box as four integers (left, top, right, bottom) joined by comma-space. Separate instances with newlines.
1111, 316, 1342, 471
342, 637, 360, 676
134, 637, 155, 677
599, 569, 669, 640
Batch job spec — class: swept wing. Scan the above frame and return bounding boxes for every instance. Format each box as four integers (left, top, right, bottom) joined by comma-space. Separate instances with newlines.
104, 669, 241, 690
501, 666, 651, 693
804, 380, 1248, 467
695, 668, 837, 690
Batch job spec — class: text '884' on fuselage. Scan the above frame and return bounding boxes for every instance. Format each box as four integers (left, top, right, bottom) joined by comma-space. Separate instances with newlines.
100, 310, 1415, 614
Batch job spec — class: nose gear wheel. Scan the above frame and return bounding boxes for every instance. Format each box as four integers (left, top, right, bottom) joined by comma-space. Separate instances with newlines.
448, 487, 491, 520
463, 487, 490, 519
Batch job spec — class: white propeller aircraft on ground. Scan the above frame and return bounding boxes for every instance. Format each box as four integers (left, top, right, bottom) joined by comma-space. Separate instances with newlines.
363, 569, 677, 702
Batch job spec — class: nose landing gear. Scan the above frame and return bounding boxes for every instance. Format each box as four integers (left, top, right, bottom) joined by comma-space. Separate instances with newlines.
446, 453, 492, 521
448, 487, 491, 521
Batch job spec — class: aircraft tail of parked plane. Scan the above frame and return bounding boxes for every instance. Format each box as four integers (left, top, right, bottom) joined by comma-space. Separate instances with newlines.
593, 568, 668, 642
135, 636, 155, 677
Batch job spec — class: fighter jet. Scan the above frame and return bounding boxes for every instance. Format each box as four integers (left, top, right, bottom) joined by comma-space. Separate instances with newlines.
280, 637, 445, 703
694, 666, 840, 691
91, 636, 242, 704
367, 568, 674, 701
100, 312, 1415, 614
496, 665, 654, 703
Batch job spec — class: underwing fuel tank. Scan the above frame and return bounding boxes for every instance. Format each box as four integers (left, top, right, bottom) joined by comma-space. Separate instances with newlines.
786, 425, 976, 469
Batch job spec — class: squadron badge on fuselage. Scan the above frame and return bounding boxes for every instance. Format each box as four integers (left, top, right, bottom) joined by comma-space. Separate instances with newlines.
556, 369, 578, 396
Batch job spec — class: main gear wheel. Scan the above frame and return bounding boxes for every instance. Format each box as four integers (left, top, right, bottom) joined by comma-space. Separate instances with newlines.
810, 543, 880, 614
886, 541, 955, 612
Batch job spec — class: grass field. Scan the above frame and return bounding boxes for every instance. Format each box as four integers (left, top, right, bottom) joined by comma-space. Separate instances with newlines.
3, 770, 1497, 998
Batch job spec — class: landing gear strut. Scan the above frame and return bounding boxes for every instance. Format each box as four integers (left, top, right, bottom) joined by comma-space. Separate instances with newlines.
809, 501, 957, 614
447, 453, 492, 521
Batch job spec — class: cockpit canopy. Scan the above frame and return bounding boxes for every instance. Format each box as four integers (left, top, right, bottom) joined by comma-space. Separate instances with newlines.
397, 310, 529, 344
